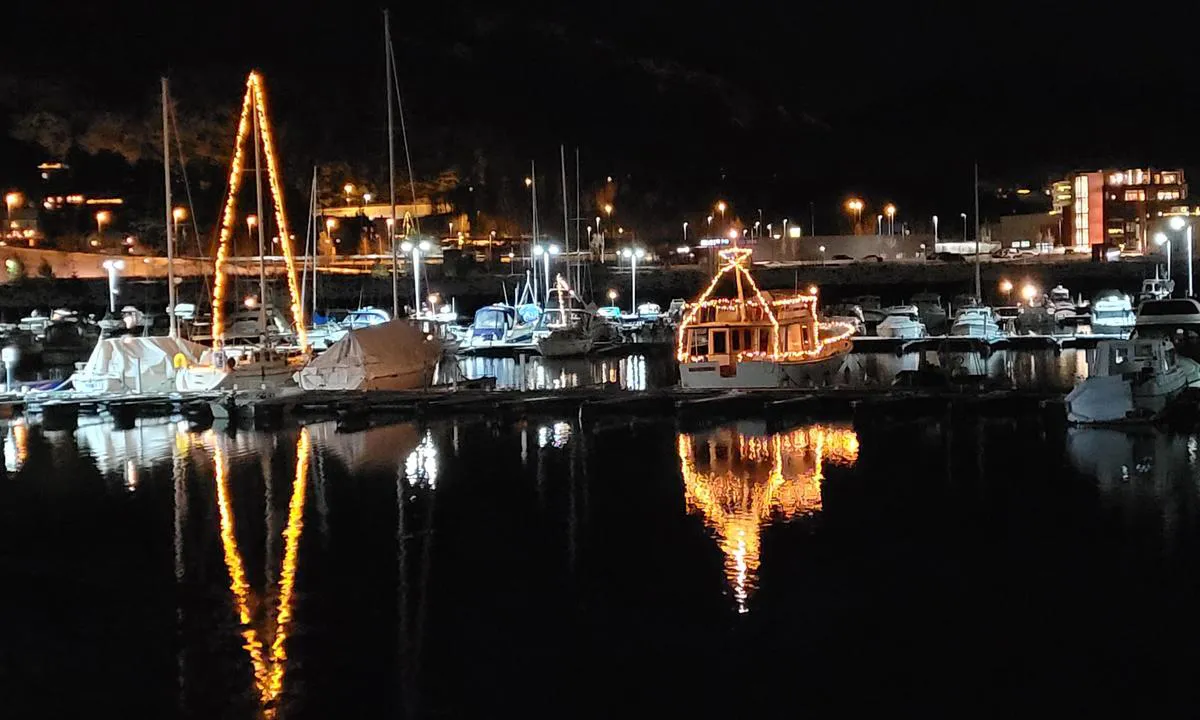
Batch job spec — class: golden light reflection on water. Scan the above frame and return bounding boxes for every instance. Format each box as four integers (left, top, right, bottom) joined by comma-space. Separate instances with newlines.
5, 420, 28, 472
679, 424, 859, 613
213, 429, 310, 717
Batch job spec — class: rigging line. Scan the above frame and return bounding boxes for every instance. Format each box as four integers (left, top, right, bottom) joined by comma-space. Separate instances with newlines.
387, 39, 420, 232
168, 98, 215, 309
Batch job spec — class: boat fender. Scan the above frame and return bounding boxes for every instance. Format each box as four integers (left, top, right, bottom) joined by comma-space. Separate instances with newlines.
173, 352, 189, 369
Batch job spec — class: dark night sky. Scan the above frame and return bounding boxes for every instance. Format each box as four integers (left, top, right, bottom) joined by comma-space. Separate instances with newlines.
4, 1, 1199, 235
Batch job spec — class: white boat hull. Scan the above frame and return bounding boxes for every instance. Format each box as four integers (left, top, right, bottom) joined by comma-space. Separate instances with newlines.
536, 336, 594, 358
176, 359, 297, 392
1066, 365, 1195, 423
877, 319, 925, 339
679, 344, 851, 389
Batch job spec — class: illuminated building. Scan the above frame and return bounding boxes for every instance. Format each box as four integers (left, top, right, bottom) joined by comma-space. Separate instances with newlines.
1057, 168, 1187, 251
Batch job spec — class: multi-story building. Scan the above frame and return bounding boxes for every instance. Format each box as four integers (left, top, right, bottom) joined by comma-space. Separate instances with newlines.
1058, 168, 1187, 252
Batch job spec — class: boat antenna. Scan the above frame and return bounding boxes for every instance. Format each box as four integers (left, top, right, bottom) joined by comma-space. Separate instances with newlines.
161, 77, 177, 338
385, 9, 399, 319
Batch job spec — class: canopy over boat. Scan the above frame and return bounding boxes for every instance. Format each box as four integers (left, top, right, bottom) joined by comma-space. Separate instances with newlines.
296, 320, 439, 391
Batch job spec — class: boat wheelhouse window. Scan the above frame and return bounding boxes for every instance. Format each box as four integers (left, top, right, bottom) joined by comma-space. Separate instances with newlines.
758, 329, 769, 352
1111, 345, 1129, 367
801, 325, 810, 349
1166, 347, 1177, 369
743, 329, 753, 350
731, 329, 741, 352
712, 330, 727, 354
476, 311, 509, 329
690, 329, 709, 355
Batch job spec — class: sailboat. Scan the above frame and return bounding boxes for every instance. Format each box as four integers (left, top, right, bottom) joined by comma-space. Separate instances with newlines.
176, 71, 308, 393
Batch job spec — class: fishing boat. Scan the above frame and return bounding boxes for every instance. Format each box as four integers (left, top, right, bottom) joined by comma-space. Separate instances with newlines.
1131, 297, 1200, 360
876, 305, 926, 339
1090, 291, 1135, 336
676, 248, 854, 389
949, 306, 1003, 341
1138, 275, 1174, 302
1066, 337, 1200, 423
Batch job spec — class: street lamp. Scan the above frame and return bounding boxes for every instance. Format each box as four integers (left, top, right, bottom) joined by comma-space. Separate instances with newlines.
1021, 283, 1038, 303
683, 221, 689, 244
95, 210, 112, 239
101, 258, 125, 313
540, 243, 560, 303
1169, 216, 1192, 295
1155, 231, 1172, 281
621, 247, 646, 314
716, 201, 727, 228
5, 192, 22, 240
932, 215, 939, 243
363, 192, 373, 204
608, 289, 618, 306
876, 214, 883, 236
400, 239, 432, 314
999, 279, 1013, 303
845, 199, 863, 232
819, 244, 826, 265
884, 204, 896, 235
960, 212, 968, 243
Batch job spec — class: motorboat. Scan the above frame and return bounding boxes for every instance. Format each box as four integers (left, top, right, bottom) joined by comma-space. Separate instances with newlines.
823, 304, 866, 336
1047, 284, 1081, 326
676, 248, 854, 389
949, 306, 1003, 341
1066, 337, 1200, 423
297, 320, 439, 390
533, 307, 618, 357
911, 292, 949, 335
73, 336, 207, 394
308, 306, 391, 350
41, 315, 101, 371
1138, 276, 1175, 302
1132, 297, 1200, 360
876, 305, 926, 339
1089, 291, 1135, 336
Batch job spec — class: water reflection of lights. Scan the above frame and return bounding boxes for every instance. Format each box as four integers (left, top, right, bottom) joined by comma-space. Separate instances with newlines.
404, 430, 439, 489
454, 355, 652, 391
4, 420, 28, 472
537, 421, 573, 449
214, 428, 311, 717
679, 424, 859, 613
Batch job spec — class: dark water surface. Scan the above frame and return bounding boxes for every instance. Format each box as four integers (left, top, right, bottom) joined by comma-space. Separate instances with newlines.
4, 412, 1200, 717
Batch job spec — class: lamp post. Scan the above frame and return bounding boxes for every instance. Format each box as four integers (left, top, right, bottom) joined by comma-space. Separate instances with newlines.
717, 201, 727, 229
621, 247, 645, 314
95, 210, 112, 241
608, 289, 618, 307
884, 204, 896, 235
5, 192, 22, 241
400, 239, 432, 314
845, 199, 863, 232
819, 245, 826, 265
1155, 232, 1172, 284
1170, 216, 1193, 296
246, 214, 258, 254
683, 221, 689, 245
999, 278, 1013, 304
102, 258, 125, 313
876, 214, 883, 236
932, 215, 939, 243
543, 244, 560, 304
783, 217, 789, 240
753, 220, 760, 239
960, 212, 968, 243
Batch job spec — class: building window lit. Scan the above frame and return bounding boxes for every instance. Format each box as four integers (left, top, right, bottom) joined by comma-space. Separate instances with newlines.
1109, 172, 1125, 185
1124, 189, 1146, 202
1162, 172, 1179, 184
1157, 190, 1181, 201
1073, 174, 1089, 248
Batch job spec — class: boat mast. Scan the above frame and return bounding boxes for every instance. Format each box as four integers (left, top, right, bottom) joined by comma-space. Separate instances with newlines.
575, 147, 581, 295
311, 166, 319, 321
161, 77, 177, 338
385, 9, 399, 320
560, 145, 569, 299
252, 89, 268, 346
973, 161, 981, 300
530, 160, 539, 303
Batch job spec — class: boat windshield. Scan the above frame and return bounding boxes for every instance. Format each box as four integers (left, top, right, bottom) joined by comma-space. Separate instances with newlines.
537, 309, 589, 330
1140, 300, 1200, 317
474, 309, 511, 329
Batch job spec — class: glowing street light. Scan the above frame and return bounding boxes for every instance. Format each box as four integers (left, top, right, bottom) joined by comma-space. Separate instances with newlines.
621, 246, 646, 314
999, 278, 1013, 303
607, 288, 618, 306
343, 183, 355, 195
783, 218, 789, 240
845, 198, 863, 232
1021, 283, 1038, 303
819, 244, 827, 264
400, 239, 433, 313
884, 203, 896, 235
3, 192, 21, 211
1168, 216, 1192, 295
683, 221, 689, 244
525, 177, 533, 187
363, 192, 373, 203
172, 206, 187, 223
95, 210, 112, 238
1155, 231, 1172, 281
876, 214, 883, 236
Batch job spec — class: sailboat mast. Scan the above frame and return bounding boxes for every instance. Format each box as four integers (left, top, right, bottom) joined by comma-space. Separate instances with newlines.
973, 161, 981, 300
252, 88, 268, 345
385, 9, 399, 319
161, 78, 177, 338
531, 160, 539, 303
560, 145, 569, 297
575, 147, 581, 294
310, 166, 319, 321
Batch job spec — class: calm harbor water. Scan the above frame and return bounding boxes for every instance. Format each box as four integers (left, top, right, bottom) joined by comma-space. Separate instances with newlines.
453, 347, 1095, 391
5, 410, 1200, 716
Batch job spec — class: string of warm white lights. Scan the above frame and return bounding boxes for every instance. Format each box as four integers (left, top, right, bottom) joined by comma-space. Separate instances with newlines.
250, 74, 307, 351
675, 247, 853, 364
211, 72, 308, 352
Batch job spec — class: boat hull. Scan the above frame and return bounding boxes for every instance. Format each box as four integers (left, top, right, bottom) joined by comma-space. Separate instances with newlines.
176, 360, 297, 392
679, 343, 851, 389
536, 337, 594, 358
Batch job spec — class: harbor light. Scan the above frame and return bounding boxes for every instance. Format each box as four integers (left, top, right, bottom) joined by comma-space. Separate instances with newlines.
727, 228, 739, 240
1000, 278, 1013, 296
1021, 283, 1038, 302
101, 258, 125, 313
172, 206, 187, 222
676, 246, 691, 255
1154, 232, 1168, 245
1170, 216, 1187, 231
808, 285, 819, 296
244, 295, 258, 309
608, 289, 618, 305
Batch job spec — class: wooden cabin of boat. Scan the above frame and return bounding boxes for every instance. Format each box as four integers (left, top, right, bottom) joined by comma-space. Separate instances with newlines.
676, 248, 851, 366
